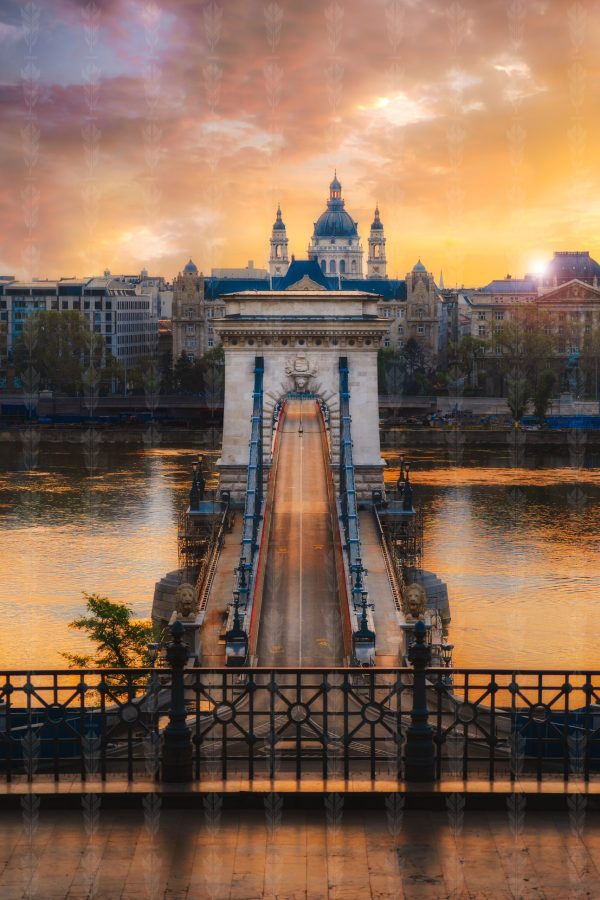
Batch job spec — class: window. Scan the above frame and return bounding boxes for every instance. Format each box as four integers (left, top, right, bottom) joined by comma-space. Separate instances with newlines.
208, 339, 214, 348
185, 338, 197, 349
374, 244, 380, 258
186, 325, 195, 334
382, 307, 391, 318
478, 326, 487, 337
351, 260, 357, 274
494, 310, 504, 321
397, 308, 404, 318
417, 324, 425, 334
275, 244, 282, 259
339, 260, 346, 274
320, 259, 326, 272
329, 260, 336, 274
398, 326, 404, 335
186, 308, 193, 319
384, 338, 390, 347
187, 353, 195, 363
478, 312, 486, 321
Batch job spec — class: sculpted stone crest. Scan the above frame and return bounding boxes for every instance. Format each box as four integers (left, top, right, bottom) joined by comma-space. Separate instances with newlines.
285, 353, 318, 391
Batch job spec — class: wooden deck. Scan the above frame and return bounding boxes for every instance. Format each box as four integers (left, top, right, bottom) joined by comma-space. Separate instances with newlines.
1, 801, 599, 898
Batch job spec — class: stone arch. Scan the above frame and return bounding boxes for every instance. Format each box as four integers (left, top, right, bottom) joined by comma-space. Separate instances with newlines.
339, 259, 346, 274
329, 259, 336, 274
264, 387, 340, 468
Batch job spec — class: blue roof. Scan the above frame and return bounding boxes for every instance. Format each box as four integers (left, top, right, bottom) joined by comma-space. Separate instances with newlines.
275, 259, 331, 290
205, 277, 269, 298
342, 279, 406, 300
203, 267, 406, 300
183, 259, 198, 274
480, 279, 537, 293
413, 259, 427, 273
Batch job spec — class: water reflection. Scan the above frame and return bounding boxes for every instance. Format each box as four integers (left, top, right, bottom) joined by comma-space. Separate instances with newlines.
0, 445, 218, 668
385, 448, 600, 671
0, 443, 598, 671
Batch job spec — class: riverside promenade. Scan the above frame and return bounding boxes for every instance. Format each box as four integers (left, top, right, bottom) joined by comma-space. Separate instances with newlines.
1, 800, 598, 898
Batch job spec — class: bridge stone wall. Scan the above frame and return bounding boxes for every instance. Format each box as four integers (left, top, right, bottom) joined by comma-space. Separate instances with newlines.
215, 290, 389, 503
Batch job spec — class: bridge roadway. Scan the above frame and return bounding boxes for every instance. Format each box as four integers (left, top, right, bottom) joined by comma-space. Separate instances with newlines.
255, 399, 345, 667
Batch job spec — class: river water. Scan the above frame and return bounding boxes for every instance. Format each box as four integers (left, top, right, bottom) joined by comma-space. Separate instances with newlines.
0, 440, 598, 670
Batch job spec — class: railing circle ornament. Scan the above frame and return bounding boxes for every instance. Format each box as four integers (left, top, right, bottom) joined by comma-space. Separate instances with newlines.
46, 704, 65, 726
214, 702, 236, 724
362, 702, 383, 724
119, 703, 140, 725
530, 703, 550, 724
456, 702, 477, 725
288, 703, 310, 724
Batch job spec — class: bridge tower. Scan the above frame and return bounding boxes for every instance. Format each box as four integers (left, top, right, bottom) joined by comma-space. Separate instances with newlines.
214, 286, 388, 503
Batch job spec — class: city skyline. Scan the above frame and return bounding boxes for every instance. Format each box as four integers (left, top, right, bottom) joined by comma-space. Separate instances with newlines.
0, 0, 598, 284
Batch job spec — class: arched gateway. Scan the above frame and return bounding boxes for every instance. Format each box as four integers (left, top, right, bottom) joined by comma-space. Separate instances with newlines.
215, 287, 388, 503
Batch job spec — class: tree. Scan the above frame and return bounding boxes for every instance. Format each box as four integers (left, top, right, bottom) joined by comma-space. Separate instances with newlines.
506, 374, 530, 421
532, 369, 556, 423
173, 352, 196, 392
403, 338, 425, 376
377, 346, 405, 394
447, 336, 488, 386
13, 310, 110, 394
61, 593, 155, 668
494, 311, 556, 383
579, 326, 600, 399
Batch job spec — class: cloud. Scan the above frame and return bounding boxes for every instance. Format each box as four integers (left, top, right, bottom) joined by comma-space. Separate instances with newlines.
0, 0, 597, 285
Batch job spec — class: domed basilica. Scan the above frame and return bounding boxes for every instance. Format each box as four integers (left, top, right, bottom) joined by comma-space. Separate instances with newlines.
269, 173, 387, 281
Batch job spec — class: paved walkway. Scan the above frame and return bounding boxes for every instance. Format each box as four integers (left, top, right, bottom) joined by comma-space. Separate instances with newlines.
1, 802, 599, 898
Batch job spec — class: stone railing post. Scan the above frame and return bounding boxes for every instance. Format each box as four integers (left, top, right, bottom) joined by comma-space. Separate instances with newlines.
161, 620, 193, 782
404, 619, 436, 782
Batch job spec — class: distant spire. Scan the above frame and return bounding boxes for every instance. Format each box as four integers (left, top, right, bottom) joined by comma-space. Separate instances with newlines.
439, 269, 445, 289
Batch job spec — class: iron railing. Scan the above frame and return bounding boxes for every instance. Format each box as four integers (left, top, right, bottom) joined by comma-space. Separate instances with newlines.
2, 661, 600, 784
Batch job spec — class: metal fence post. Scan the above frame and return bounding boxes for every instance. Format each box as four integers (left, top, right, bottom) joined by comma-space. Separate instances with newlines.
404, 619, 436, 781
161, 620, 193, 782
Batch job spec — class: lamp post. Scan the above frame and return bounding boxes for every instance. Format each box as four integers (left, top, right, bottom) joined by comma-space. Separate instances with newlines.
161, 620, 193, 782
441, 642, 454, 687
404, 620, 436, 781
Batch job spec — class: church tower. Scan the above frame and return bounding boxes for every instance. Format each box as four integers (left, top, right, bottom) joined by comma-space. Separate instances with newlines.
268, 205, 290, 278
367, 206, 387, 279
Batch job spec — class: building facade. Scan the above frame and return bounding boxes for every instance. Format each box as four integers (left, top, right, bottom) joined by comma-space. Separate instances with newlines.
0, 276, 157, 372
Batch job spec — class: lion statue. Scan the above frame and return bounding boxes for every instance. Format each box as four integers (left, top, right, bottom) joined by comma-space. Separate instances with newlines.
168, 582, 197, 625
404, 583, 427, 621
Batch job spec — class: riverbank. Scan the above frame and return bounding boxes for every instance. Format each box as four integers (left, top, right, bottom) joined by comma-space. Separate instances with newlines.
381, 426, 600, 449
0, 426, 222, 446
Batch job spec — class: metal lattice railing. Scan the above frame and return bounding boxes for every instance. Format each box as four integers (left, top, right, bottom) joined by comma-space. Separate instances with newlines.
3, 663, 600, 784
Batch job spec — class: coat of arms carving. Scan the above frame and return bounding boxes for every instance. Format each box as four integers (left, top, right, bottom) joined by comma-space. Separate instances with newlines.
285, 353, 318, 391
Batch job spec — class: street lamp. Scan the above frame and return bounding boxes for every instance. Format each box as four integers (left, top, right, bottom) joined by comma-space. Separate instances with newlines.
441, 642, 454, 687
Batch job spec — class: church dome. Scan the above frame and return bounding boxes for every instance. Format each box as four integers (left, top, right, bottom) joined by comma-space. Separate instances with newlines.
413, 259, 427, 273
183, 259, 198, 275
314, 208, 358, 238
313, 172, 359, 239
371, 206, 383, 231
272, 205, 286, 231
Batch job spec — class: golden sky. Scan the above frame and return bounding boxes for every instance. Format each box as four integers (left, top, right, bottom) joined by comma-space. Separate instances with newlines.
0, 0, 599, 286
